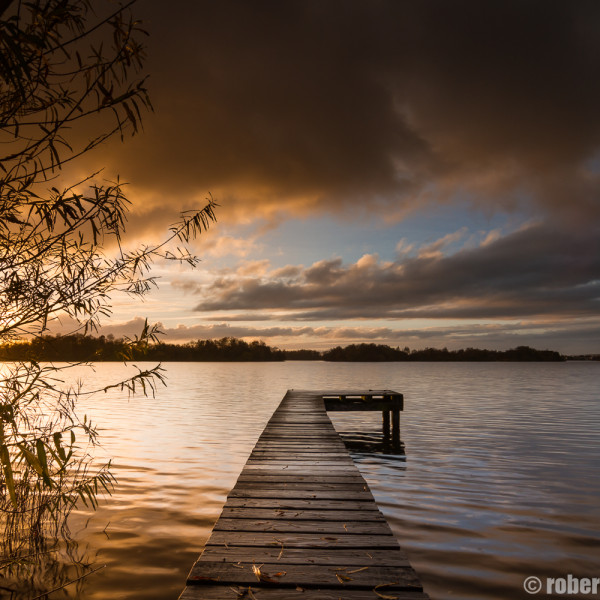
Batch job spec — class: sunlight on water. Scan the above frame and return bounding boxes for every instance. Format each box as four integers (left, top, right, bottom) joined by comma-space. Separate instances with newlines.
4, 361, 600, 599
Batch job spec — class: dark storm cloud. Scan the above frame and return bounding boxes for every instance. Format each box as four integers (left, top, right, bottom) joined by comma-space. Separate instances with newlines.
190, 223, 600, 320
90, 0, 600, 224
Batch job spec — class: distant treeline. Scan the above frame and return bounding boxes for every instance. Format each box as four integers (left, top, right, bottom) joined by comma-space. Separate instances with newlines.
0, 335, 285, 362
321, 343, 565, 362
0, 335, 569, 362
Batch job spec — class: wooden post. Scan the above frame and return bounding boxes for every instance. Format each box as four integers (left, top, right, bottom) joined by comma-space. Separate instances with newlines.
382, 410, 390, 439
392, 408, 400, 449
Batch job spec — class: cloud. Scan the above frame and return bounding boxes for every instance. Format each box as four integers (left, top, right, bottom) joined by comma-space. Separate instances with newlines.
234, 259, 271, 276
82, 315, 600, 354
190, 222, 600, 321
202, 235, 259, 259
417, 228, 468, 259
395, 239, 416, 257
71, 0, 600, 230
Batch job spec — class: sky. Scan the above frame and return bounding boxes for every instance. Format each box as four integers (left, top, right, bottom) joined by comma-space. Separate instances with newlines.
74, 0, 600, 353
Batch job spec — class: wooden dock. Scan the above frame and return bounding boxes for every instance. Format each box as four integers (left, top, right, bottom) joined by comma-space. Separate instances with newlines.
179, 389, 429, 600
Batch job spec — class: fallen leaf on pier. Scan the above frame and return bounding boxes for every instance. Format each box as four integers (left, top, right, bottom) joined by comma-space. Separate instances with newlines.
373, 582, 401, 599
251, 564, 264, 581
296, 586, 305, 592
335, 573, 353, 583
348, 567, 369, 574
251, 564, 287, 583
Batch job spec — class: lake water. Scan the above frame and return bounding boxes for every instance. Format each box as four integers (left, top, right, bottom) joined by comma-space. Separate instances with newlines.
5, 361, 600, 599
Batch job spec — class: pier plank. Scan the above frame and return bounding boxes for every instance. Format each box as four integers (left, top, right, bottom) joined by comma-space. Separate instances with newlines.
220, 508, 386, 521
204, 531, 401, 549
213, 518, 393, 535
237, 475, 365, 483
187, 561, 422, 589
181, 588, 430, 600
198, 546, 410, 566
224, 498, 380, 511
228, 489, 376, 500
244, 461, 356, 467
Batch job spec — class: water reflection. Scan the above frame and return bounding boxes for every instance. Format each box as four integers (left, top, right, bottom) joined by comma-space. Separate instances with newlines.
1, 535, 102, 599
338, 429, 407, 458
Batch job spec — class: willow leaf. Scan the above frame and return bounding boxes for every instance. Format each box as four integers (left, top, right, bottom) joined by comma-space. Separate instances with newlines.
1, 445, 17, 508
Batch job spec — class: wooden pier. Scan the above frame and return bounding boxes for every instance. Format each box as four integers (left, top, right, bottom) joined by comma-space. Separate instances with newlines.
179, 389, 429, 600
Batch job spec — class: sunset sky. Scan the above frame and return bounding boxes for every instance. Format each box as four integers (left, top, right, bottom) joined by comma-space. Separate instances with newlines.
78, 1, 600, 353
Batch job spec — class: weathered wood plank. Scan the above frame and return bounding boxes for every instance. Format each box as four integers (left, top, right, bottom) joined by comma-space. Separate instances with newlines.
253, 441, 347, 446
205, 531, 401, 549
253, 438, 344, 443
267, 421, 332, 425
263, 423, 335, 427
198, 546, 409, 566
224, 498, 381, 511
245, 461, 356, 467
220, 508, 386, 521
242, 464, 359, 470
180, 587, 430, 599
231, 482, 371, 491
237, 475, 366, 483
254, 443, 347, 448
213, 518, 393, 535
228, 489, 375, 500
240, 472, 361, 478
246, 460, 354, 465
251, 446, 348, 451
243, 472, 356, 481
248, 452, 352, 457
242, 469, 358, 475
247, 460, 352, 464
256, 432, 341, 436
187, 561, 423, 590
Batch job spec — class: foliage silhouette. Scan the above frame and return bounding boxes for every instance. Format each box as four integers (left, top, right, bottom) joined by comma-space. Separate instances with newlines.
0, 0, 215, 574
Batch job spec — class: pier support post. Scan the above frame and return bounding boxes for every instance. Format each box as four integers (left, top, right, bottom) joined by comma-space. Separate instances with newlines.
382, 410, 390, 439
392, 408, 400, 449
